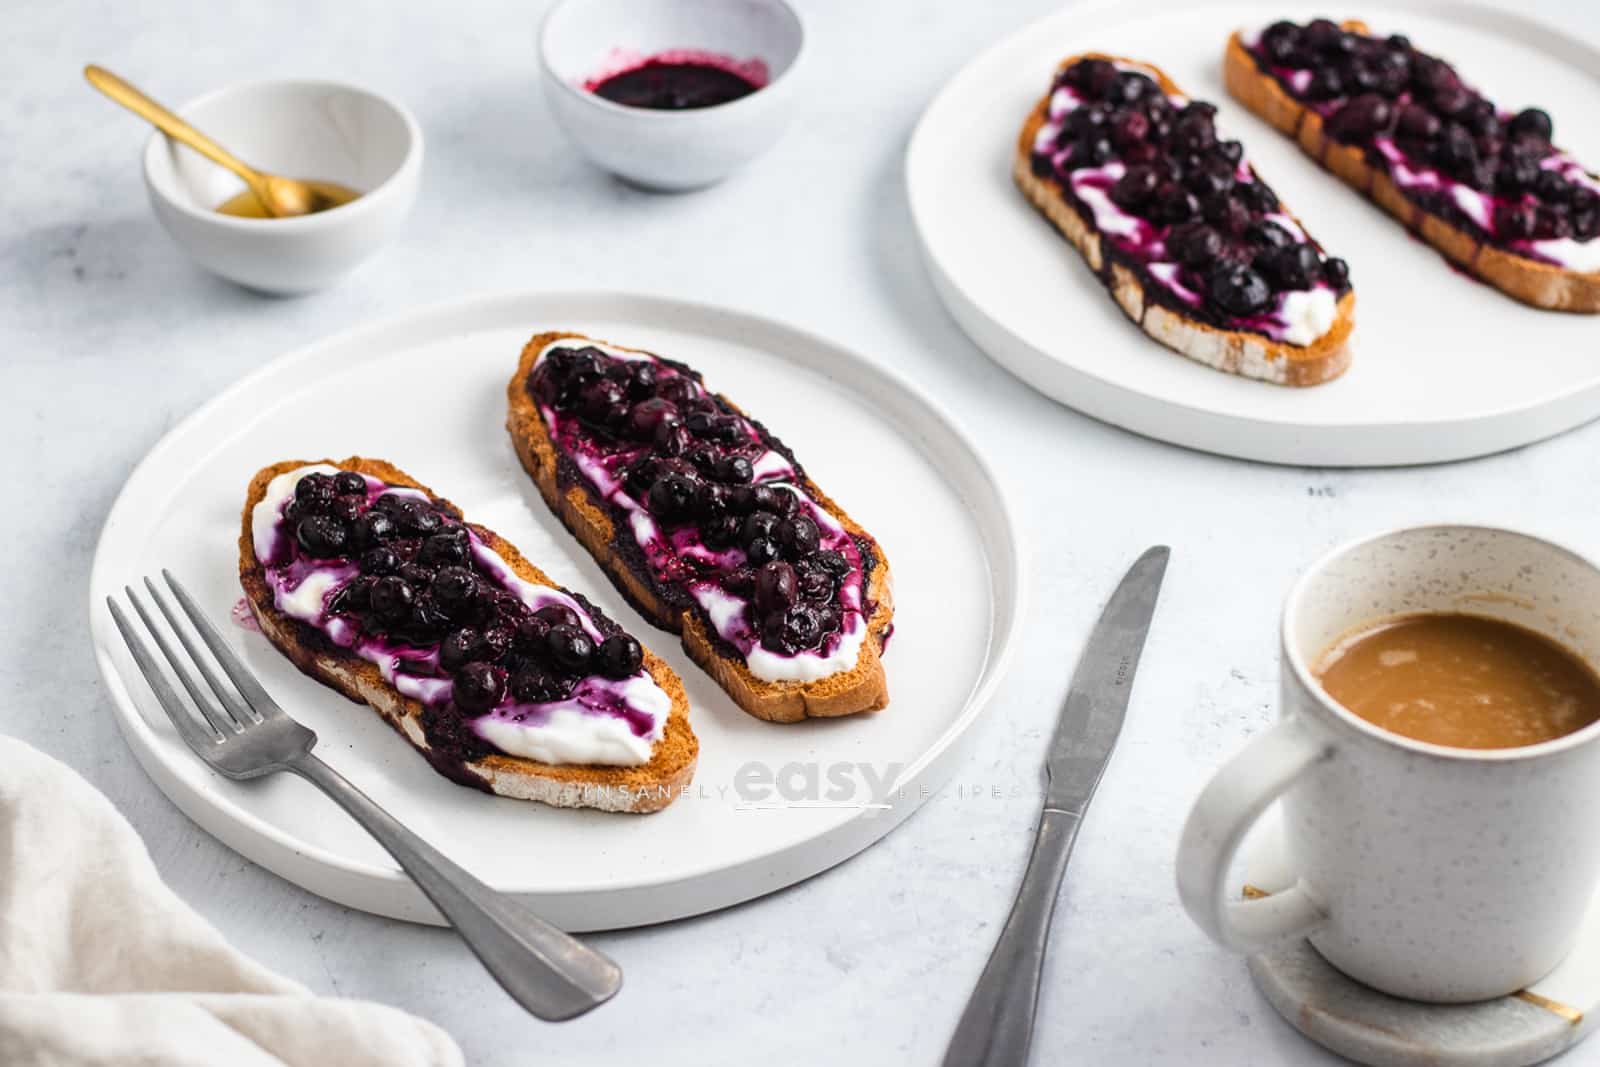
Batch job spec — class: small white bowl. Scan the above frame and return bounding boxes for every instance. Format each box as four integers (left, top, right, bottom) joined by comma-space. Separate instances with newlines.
142, 80, 422, 295
539, 0, 803, 191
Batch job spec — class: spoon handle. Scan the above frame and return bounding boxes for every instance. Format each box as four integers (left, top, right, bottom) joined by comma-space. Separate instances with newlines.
84, 65, 262, 188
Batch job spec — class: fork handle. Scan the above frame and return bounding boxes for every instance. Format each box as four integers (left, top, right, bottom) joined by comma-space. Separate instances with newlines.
287, 753, 622, 1020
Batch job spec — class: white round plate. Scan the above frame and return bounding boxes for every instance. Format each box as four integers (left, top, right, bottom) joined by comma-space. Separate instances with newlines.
89, 291, 1022, 930
908, 0, 1600, 467
1242, 810, 1600, 1066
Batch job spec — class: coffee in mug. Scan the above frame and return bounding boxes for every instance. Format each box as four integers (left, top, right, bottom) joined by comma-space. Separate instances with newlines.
1315, 612, 1600, 750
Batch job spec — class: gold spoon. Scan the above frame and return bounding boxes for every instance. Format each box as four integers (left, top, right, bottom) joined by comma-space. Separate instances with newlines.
84, 64, 360, 219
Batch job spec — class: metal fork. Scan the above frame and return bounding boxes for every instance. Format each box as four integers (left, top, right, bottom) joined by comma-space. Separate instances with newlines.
107, 570, 623, 1021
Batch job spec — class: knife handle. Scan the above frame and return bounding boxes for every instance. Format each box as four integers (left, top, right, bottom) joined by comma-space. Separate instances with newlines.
941, 808, 1082, 1067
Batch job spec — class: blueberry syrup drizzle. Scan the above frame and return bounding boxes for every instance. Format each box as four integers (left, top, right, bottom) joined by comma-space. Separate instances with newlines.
583, 48, 768, 111
527, 342, 877, 683
1030, 57, 1351, 345
254, 468, 668, 776
1245, 19, 1600, 268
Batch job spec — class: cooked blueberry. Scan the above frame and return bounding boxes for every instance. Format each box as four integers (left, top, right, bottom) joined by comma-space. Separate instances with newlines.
1345, 60, 1379, 95
655, 424, 691, 457
724, 485, 757, 515
1215, 139, 1244, 166
708, 455, 753, 485
1207, 264, 1272, 317
399, 562, 436, 588
431, 566, 479, 615
1186, 160, 1236, 201
721, 565, 757, 595
814, 549, 851, 578
1392, 103, 1440, 143
397, 502, 442, 536
1110, 110, 1150, 148
1373, 50, 1410, 96
1509, 107, 1553, 142
1327, 93, 1393, 140
352, 510, 396, 550
628, 397, 680, 440
294, 473, 335, 510
1433, 124, 1479, 178
778, 516, 820, 557
754, 561, 799, 615
511, 667, 567, 703
817, 606, 841, 635
407, 596, 452, 641
1154, 182, 1199, 223
532, 603, 580, 631
1322, 257, 1351, 288
1535, 205, 1572, 240
647, 471, 700, 520
1237, 181, 1279, 213
419, 529, 469, 567
703, 513, 742, 549
440, 627, 485, 672
360, 546, 399, 575
332, 471, 367, 497
709, 417, 745, 444
1164, 222, 1221, 268
295, 515, 348, 558
748, 485, 781, 513
1306, 67, 1345, 101
1410, 54, 1453, 94
515, 615, 551, 652
1169, 115, 1216, 155
1304, 18, 1341, 52
781, 605, 823, 651
746, 537, 779, 565
597, 634, 644, 679
1260, 21, 1302, 65
1111, 164, 1160, 210
1256, 244, 1321, 291
626, 362, 659, 399
1431, 84, 1473, 119
370, 575, 414, 619
481, 624, 513, 662
545, 625, 594, 673
452, 662, 504, 714
1534, 170, 1572, 205
1079, 136, 1114, 165
1082, 58, 1119, 98
328, 495, 363, 523
332, 575, 375, 614
1386, 33, 1411, 50
796, 562, 836, 601
655, 375, 698, 406
741, 510, 778, 546
1245, 220, 1292, 249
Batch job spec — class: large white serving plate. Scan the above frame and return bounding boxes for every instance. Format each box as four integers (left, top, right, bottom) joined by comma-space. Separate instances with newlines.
88, 292, 1022, 930
908, 0, 1600, 466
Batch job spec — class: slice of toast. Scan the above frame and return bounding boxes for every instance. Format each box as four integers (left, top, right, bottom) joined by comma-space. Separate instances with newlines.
1017, 52, 1356, 388
239, 456, 696, 813
1224, 22, 1600, 313
506, 333, 893, 724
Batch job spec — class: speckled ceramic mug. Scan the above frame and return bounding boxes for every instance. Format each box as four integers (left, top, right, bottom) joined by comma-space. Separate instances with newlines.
1177, 525, 1600, 1003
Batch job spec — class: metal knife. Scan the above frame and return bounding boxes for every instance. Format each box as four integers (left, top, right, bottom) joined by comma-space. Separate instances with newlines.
941, 546, 1170, 1067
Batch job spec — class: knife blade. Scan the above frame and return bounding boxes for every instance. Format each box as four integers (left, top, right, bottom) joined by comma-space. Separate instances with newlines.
1044, 544, 1171, 815
941, 545, 1169, 1067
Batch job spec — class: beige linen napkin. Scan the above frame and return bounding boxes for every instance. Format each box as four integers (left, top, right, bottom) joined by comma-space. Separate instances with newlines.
0, 737, 464, 1067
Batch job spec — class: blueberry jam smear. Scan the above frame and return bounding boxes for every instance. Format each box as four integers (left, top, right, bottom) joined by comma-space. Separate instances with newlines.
527, 344, 875, 676
267, 471, 662, 766
590, 60, 758, 111
1245, 19, 1600, 256
1029, 57, 1350, 344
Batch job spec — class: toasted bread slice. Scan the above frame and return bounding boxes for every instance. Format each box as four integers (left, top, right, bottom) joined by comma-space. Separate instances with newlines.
507, 333, 893, 724
239, 456, 696, 813
1017, 52, 1356, 388
1224, 24, 1600, 313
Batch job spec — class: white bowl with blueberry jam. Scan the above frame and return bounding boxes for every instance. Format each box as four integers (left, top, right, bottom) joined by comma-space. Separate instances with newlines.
538, 0, 804, 191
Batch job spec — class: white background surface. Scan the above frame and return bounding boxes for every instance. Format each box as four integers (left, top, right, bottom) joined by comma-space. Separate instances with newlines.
5, 0, 1598, 1063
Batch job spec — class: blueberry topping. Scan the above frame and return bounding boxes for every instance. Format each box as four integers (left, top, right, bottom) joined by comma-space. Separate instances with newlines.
440, 627, 484, 673
534, 604, 581, 630
546, 625, 595, 673
295, 473, 335, 510
1509, 107, 1553, 143
778, 516, 820, 558
370, 576, 414, 620
713, 455, 754, 484
333, 471, 367, 497
1111, 164, 1160, 210
1327, 93, 1393, 140
353, 510, 396, 549
511, 667, 567, 704
418, 527, 469, 567
396, 501, 442, 536
453, 662, 504, 715
1324, 257, 1351, 288
1207, 264, 1272, 316
1165, 222, 1222, 268
746, 537, 780, 565
431, 566, 479, 616
647, 471, 700, 521
515, 615, 551, 652
597, 634, 644, 679
360, 546, 399, 575
754, 561, 799, 615
295, 515, 348, 558
1256, 244, 1321, 291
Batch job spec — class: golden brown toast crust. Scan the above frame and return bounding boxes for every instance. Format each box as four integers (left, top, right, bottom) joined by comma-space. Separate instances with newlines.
239, 456, 697, 813
1223, 27, 1600, 313
506, 333, 893, 724
1016, 52, 1356, 388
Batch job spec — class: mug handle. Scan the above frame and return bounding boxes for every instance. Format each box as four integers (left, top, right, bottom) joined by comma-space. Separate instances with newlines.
1176, 716, 1333, 952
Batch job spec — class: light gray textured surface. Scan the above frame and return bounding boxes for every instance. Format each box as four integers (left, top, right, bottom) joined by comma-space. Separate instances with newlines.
5, 0, 1599, 1063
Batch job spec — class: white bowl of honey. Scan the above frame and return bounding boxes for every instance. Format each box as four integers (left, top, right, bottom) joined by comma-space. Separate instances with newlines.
141, 79, 422, 294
